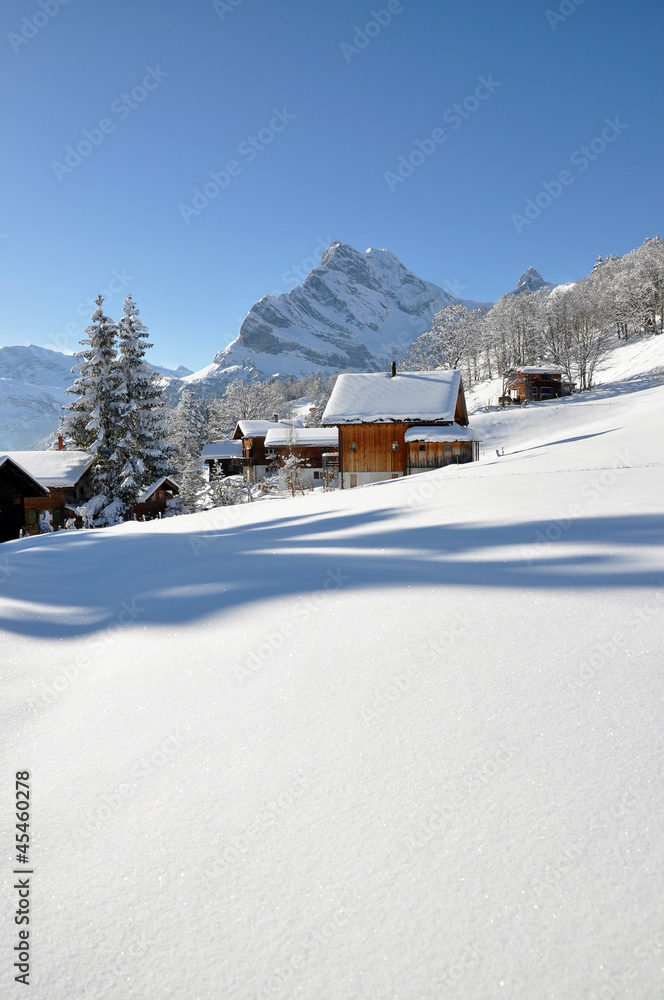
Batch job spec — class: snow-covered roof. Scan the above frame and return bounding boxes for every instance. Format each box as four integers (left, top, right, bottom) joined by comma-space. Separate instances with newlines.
512, 366, 566, 375
264, 427, 339, 448
202, 441, 243, 460
0, 455, 50, 496
136, 476, 179, 503
404, 424, 479, 443
1, 450, 94, 487
233, 419, 289, 439
322, 370, 462, 424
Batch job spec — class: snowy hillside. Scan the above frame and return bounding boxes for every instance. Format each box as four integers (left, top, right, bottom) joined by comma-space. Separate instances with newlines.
0, 346, 73, 450
1, 335, 663, 999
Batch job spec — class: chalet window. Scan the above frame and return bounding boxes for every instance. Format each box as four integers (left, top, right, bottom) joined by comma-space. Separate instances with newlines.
391, 443, 398, 451
444, 443, 451, 452
27, 509, 37, 524
52, 509, 62, 524
419, 444, 426, 452
349, 443, 357, 452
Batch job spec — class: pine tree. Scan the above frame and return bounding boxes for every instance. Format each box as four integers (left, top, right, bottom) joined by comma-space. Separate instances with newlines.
84, 296, 122, 496
59, 295, 121, 495
114, 295, 175, 506
59, 296, 113, 451
170, 387, 207, 512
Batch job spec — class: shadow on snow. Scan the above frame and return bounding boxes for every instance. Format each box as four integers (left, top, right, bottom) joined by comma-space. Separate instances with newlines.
0, 505, 662, 639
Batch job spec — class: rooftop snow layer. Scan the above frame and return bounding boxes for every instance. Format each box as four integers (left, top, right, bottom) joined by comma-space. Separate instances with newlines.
234, 419, 296, 438
1, 450, 93, 487
513, 366, 567, 375
404, 424, 478, 443
201, 441, 243, 459
264, 427, 339, 448
322, 369, 462, 424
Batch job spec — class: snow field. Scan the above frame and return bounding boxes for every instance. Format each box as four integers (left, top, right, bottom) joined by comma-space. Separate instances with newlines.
0, 336, 663, 998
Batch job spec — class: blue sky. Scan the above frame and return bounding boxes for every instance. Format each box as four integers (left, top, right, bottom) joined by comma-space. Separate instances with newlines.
1, 0, 662, 370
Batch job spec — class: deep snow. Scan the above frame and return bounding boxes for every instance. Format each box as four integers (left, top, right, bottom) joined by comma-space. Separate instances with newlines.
1, 335, 663, 1000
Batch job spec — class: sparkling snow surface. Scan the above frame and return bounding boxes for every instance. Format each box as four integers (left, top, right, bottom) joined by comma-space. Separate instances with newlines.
1, 338, 663, 1000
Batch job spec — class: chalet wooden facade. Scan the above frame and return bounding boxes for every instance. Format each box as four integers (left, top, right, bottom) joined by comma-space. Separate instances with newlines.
233, 419, 295, 483
0, 450, 182, 540
2, 451, 94, 536
405, 426, 480, 470
134, 477, 180, 520
322, 367, 479, 488
507, 367, 572, 403
263, 427, 339, 488
0, 457, 50, 543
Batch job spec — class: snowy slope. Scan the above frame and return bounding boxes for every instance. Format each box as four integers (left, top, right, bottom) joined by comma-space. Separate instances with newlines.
1, 347, 663, 1000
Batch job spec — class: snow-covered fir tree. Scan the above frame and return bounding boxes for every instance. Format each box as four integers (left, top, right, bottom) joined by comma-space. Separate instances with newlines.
59, 295, 122, 497
59, 296, 116, 452
113, 295, 175, 506
170, 387, 207, 511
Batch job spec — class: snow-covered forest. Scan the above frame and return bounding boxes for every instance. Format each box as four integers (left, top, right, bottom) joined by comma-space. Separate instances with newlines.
401, 236, 664, 393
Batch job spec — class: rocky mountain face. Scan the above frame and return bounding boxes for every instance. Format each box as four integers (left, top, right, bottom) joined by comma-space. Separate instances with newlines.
208, 242, 460, 380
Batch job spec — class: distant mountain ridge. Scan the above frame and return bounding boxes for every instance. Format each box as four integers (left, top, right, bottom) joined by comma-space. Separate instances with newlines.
0, 345, 190, 450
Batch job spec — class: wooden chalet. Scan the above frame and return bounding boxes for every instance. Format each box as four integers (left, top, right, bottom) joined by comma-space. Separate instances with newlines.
134, 477, 179, 520
263, 426, 339, 489
202, 441, 243, 480
321, 365, 478, 488
233, 419, 296, 483
2, 451, 94, 536
0, 456, 50, 543
507, 367, 572, 403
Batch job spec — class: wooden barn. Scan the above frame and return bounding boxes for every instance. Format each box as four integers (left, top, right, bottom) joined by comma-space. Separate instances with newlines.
233, 419, 297, 483
321, 365, 478, 488
134, 477, 179, 520
0, 456, 50, 543
202, 441, 243, 480
263, 426, 339, 489
3, 451, 94, 535
507, 367, 573, 402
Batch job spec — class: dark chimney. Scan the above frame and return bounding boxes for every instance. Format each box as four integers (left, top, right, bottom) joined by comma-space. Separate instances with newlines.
390, 361, 397, 378
57, 435, 64, 451
273, 413, 279, 423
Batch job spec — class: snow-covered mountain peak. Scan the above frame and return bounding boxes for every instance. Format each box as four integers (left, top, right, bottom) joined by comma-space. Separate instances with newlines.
210, 242, 457, 380
511, 266, 554, 295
